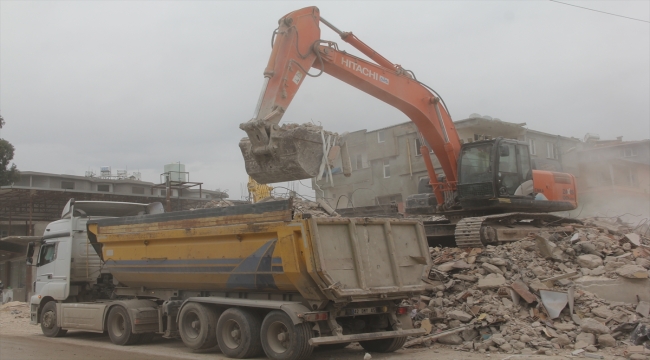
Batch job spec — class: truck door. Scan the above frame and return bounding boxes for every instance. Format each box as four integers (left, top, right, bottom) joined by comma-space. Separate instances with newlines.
35, 237, 72, 300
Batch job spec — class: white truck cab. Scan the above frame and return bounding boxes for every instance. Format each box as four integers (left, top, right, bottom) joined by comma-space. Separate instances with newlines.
29, 199, 163, 334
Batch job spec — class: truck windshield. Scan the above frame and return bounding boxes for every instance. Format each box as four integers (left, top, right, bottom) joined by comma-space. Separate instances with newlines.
459, 144, 493, 184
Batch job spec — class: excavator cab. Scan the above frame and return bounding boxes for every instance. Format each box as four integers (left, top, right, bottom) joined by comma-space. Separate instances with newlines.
457, 138, 533, 205
457, 137, 575, 213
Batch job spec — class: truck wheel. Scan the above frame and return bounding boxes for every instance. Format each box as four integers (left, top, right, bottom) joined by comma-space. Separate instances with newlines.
179, 303, 219, 350
107, 306, 141, 345
216, 308, 263, 358
40, 301, 67, 337
261, 311, 313, 360
359, 336, 407, 353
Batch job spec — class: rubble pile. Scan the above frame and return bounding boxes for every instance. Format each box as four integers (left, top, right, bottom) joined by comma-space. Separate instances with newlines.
407, 216, 650, 358
198, 199, 236, 209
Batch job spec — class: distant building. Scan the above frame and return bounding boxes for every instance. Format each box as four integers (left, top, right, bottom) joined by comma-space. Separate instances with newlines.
1, 170, 229, 238
569, 138, 650, 222
313, 115, 581, 211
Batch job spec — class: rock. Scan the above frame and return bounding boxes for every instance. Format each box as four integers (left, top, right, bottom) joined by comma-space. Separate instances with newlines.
520, 240, 536, 251
492, 334, 506, 346
597, 334, 616, 347
513, 341, 526, 350
453, 274, 478, 282
577, 254, 603, 269
555, 322, 576, 331
616, 265, 649, 279
477, 274, 506, 289
482, 262, 504, 275
499, 342, 513, 352
448, 320, 462, 328
585, 345, 598, 352
576, 332, 596, 345
531, 266, 546, 277
520, 334, 531, 343
528, 280, 549, 291
438, 334, 464, 345
437, 261, 456, 272
580, 318, 610, 334
452, 260, 471, 269
574, 340, 588, 349
605, 261, 625, 271
591, 306, 614, 319
364, 353, 372, 360
461, 328, 479, 341
636, 257, 650, 269
448, 310, 473, 322
629, 354, 648, 360
489, 258, 508, 266
555, 334, 571, 346
590, 266, 605, 276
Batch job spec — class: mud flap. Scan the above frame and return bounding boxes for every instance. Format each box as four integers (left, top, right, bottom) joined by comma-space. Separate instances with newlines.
239, 120, 327, 184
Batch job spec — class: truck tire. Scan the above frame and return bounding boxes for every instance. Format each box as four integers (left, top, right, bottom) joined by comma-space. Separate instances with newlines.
359, 336, 407, 353
40, 301, 67, 337
107, 306, 141, 346
216, 308, 263, 358
261, 311, 313, 360
179, 303, 219, 350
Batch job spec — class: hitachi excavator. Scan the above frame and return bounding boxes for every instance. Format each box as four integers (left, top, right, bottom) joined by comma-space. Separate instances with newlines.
239, 6, 578, 248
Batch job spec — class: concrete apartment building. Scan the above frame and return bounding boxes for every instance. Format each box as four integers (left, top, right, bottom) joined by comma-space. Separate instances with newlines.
570, 138, 650, 222
313, 114, 582, 211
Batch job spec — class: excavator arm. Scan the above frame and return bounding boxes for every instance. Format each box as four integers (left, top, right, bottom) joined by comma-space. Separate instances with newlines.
240, 6, 461, 204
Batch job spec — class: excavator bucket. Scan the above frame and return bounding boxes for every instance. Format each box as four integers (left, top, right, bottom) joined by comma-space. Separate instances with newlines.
239, 120, 328, 184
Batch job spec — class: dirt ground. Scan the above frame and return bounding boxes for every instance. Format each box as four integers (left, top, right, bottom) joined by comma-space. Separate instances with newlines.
0, 301, 628, 360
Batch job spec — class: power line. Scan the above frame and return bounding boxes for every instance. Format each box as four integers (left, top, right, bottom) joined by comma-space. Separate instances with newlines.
549, 0, 650, 23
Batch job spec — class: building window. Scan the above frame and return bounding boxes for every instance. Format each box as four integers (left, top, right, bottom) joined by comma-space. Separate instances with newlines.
160, 189, 167, 196
628, 168, 638, 187
622, 148, 637, 158
355, 154, 363, 170
97, 184, 110, 192
528, 138, 536, 155
547, 142, 558, 159
383, 159, 391, 178
61, 181, 75, 190
132, 186, 145, 195
415, 138, 434, 156
352, 154, 368, 170
377, 131, 385, 143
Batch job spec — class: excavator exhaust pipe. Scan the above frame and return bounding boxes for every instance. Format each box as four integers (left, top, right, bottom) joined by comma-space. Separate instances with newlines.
239, 120, 328, 184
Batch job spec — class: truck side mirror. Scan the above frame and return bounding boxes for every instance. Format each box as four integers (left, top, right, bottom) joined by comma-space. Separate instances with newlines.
499, 145, 510, 157
26, 242, 35, 265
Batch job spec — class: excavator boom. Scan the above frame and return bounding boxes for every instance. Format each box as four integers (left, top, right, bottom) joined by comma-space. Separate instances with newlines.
240, 6, 460, 201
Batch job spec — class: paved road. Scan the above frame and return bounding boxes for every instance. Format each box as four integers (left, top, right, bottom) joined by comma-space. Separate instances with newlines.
0, 331, 580, 360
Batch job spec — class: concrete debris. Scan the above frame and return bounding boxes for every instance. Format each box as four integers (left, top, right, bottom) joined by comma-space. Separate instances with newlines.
405, 216, 650, 355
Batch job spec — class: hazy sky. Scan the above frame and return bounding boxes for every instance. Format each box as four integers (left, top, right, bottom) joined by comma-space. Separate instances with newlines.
1, 1, 648, 200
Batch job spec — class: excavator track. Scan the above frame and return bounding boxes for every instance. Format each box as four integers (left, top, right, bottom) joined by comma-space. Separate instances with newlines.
453, 212, 582, 248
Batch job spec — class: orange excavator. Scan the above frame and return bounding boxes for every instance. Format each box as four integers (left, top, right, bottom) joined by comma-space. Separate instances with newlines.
239, 6, 578, 247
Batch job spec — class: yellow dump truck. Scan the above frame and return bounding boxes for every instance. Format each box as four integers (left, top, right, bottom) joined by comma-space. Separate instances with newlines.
29, 199, 430, 360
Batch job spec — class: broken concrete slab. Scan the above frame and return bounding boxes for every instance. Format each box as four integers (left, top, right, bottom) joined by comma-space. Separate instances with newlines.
580, 318, 611, 334
577, 254, 603, 269
481, 262, 504, 275
636, 301, 650, 317
448, 310, 473, 322
591, 306, 615, 319
477, 274, 506, 289
574, 276, 650, 303
616, 264, 649, 279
